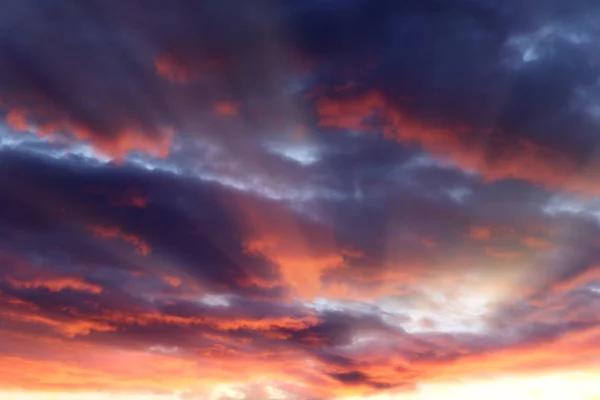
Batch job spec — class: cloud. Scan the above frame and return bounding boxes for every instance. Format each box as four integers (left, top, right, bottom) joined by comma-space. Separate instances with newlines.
4, 106, 174, 159
155, 55, 200, 84
470, 226, 493, 241
2, 0, 600, 399
315, 91, 597, 194
106, 188, 150, 208
213, 101, 240, 117
7, 276, 103, 295
90, 225, 151, 256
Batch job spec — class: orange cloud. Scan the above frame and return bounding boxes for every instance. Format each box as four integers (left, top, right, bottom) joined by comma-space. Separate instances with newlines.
236, 195, 431, 301
243, 233, 348, 299
315, 91, 590, 194
484, 246, 522, 260
109, 188, 150, 208
213, 101, 239, 117
154, 55, 199, 84
437, 325, 600, 379
162, 275, 182, 287
154, 53, 226, 84
419, 237, 437, 248
326, 324, 600, 394
209, 316, 319, 332
550, 266, 600, 294
7, 276, 103, 294
469, 226, 492, 241
0, 307, 115, 338
0, 344, 203, 393
0, 337, 328, 399
68, 125, 173, 160
521, 236, 553, 250
5, 108, 29, 131
2, 276, 600, 400
5, 107, 173, 160
228, 193, 346, 299
89, 225, 151, 256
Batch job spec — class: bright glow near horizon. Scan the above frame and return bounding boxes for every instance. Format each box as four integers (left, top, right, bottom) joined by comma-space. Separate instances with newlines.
5, 370, 600, 400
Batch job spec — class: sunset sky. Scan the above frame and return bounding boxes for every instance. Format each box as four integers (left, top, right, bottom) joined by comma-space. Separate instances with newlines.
1, 1, 600, 399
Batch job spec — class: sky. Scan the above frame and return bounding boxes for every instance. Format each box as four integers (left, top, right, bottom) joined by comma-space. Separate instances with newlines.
1, 0, 600, 399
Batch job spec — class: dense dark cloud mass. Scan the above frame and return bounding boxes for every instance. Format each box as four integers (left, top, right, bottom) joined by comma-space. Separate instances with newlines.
1, 1, 600, 399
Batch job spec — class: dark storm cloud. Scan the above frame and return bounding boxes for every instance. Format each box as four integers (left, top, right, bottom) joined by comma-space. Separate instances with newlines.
328, 370, 391, 389
0, 0, 301, 156
292, 0, 599, 125
1, 0, 599, 132
0, 0, 177, 157
296, 0, 600, 192
2, 0, 599, 186
0, 149, 286, 298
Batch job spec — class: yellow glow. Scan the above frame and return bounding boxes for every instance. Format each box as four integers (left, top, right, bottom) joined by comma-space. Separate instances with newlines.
4, 370, 600, 400
0, 393, 180, 400
340, 370, 600, 400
